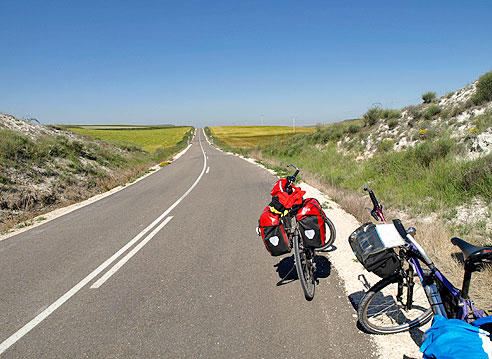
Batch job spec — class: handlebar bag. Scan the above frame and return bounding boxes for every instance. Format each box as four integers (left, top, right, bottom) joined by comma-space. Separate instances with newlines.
348, 223, 402, 278
258, 206, 291, 256
296, 198, 327, 248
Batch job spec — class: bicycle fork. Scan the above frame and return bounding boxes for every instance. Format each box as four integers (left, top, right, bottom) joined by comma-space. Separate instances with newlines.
396, 272, 415, 311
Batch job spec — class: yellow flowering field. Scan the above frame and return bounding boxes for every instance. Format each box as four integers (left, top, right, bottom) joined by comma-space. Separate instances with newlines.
209, 126, 315, 148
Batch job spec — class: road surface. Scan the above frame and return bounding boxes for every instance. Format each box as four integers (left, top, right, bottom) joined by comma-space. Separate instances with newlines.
0, 130, 376, 358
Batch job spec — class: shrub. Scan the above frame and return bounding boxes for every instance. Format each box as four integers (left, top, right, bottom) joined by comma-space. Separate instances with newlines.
471, 70, 492, 105
381, 109, 401, 119
451, 155, 492, 202
406, 105, 422, 120
380, 139, 394, 152
363, 107, 382, 126
414, 138, 455, 167
422, 91, 437, 103
387, 118, 398, 129
440, 108, 451, 120
473, 110, 492, 132
347, 122, 362, 134
424, 104, 441, 120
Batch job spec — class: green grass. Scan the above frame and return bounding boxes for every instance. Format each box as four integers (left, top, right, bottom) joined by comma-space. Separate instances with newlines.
65, 126, 193, 153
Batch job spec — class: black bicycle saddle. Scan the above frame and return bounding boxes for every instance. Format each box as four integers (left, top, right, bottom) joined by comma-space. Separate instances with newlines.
451, 237, 492, 265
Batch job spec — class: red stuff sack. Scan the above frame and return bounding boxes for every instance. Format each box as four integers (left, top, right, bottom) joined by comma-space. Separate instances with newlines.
270, 179, 305, 212
258, 206, 291, 256
296, 198, 327, 248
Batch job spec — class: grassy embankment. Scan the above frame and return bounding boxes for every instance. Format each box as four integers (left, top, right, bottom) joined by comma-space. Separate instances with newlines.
0, 124, 194, 231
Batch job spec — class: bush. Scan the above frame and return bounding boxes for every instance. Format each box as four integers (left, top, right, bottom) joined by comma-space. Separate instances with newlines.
380, 139, 394, 152
459, 156, 492, 200
424, 104, 441, 120
471, 70, 492, 105
347, 122, 363, 134
473, 110, 492, 132
381, 109, 401, 119
363, 107, 382, 126
414, 138, 455, 167
387, 118, 398, 129
422, 91, 437, 104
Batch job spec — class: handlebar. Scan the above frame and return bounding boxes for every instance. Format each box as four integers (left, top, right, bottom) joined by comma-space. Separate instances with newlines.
286, 164, 299, 183
285, 164, 299, 193
364, 185, 386, 223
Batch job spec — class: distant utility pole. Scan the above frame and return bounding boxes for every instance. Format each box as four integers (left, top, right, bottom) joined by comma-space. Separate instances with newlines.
293, 117, 296, 133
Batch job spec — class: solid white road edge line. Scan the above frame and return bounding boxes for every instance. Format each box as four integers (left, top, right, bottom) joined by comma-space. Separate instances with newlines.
0, 130, 208, 355
90, 216, 173, 288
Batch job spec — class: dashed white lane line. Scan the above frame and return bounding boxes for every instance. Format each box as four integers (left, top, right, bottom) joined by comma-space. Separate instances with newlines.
206, 167, 210, 174
0, 130, 208, 355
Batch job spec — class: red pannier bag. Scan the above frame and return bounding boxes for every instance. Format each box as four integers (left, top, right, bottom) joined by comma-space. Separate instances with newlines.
258, 206, 291, 256
296, 198, 327, 248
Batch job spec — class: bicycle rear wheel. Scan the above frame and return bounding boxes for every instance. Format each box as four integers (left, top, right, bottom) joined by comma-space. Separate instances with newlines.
358, 273, 432, 334
293, 232, 315, 300
316, 216, 336, 251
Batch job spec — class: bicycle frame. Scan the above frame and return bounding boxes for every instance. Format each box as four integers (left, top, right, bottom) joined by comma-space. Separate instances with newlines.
405, 241, 486, 322
364, 185, 487, 323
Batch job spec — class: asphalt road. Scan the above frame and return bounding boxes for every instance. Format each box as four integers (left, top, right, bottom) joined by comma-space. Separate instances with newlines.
0, 130, 376, 358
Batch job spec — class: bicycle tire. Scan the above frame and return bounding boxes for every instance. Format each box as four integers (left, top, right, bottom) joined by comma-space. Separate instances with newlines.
316, 217, 336, 251
358, 273, 433, 334
293, 232, 315, 300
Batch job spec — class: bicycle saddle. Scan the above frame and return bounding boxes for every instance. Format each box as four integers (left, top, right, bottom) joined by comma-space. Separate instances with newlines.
451, 237, 492, 265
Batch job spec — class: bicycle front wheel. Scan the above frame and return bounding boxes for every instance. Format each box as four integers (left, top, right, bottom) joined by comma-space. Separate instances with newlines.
358, 273, 432, 334
293, 233, 315, 300
316, 217, 336, 251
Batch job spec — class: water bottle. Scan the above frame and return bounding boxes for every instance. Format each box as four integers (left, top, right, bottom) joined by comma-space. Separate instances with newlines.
424, 283, 447, 318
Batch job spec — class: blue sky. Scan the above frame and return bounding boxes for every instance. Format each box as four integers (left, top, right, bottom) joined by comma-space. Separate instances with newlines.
1, 0, 491, 127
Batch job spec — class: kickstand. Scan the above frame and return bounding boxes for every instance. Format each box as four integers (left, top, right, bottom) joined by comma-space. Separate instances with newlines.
276, 264, 296, 286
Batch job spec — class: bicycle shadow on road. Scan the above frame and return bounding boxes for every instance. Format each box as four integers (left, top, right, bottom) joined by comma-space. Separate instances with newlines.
274, 254, 332, 286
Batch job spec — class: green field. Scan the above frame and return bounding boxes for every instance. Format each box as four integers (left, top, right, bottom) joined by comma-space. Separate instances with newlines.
208, 126, 315, 148
65, 126, 193, 153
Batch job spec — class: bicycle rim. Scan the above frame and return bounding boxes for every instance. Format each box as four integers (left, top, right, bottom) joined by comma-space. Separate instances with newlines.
358, 274, 433, 334
294, 233, 315, 300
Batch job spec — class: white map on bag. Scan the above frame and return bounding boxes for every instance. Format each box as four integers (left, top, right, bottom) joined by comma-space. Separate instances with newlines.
375, 224, 406, 248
